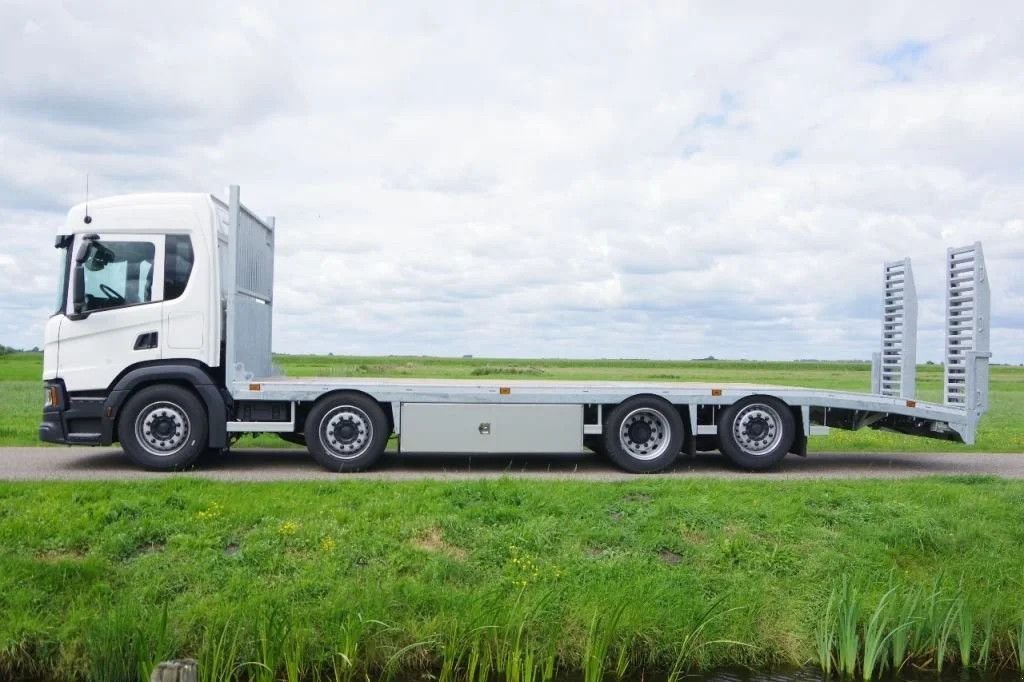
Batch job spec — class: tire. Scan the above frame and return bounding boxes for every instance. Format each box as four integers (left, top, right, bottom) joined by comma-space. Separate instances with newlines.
602, 396, 684, 473
717, 395, 795, 471
304, 393, 389, 472
118, 385, 208, 471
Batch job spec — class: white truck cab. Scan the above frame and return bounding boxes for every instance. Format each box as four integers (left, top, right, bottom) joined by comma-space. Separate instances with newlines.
46, 193, 223, 389
42, 193, 232, 456
40, 186, 993, 473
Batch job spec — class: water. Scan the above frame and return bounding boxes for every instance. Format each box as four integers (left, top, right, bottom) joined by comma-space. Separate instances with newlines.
678, 668, 1021, 682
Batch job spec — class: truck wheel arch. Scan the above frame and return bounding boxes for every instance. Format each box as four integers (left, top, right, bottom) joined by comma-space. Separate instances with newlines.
299, 390, 394, 435
104, 363, 228, 448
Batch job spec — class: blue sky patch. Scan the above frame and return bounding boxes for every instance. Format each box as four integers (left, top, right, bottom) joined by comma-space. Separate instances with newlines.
872, 40, 930, 81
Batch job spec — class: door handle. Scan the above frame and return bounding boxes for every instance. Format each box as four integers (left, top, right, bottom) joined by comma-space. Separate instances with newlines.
478, 422, 491, 435
133, 332, 159, 350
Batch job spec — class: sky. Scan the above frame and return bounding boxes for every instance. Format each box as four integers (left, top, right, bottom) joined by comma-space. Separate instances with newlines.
1, 1, 1021, 363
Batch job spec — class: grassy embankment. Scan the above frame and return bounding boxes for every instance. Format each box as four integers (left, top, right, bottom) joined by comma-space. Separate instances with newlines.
1, 478, 1024, 681
2, 352, 1024, 679
2, 352, 1023, 451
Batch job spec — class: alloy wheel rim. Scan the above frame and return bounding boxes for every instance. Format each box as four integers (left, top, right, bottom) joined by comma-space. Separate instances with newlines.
320, 406, 373, 460
732, 403, 783, 455
135, 401, 191, 456
618, 407, 672, 460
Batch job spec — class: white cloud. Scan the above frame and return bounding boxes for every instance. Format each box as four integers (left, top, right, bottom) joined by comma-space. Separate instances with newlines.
0, 1, 1021, 363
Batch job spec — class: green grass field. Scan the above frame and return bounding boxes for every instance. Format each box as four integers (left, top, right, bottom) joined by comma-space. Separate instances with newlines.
3, 352, 1024, 679
1, 477, 1023, 680
2, 352, 1022, 451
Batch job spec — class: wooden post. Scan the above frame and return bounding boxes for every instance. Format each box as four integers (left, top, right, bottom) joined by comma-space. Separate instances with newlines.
150, 659, 197, 682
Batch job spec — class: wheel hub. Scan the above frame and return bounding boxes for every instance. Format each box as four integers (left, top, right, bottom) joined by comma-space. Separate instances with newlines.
321, 407, 372, 459
732, 404, 782, 455
618, 408, 671, 461
135, 402, 191, 456
628, 421, 652, 444
745, 416, 769, 440
334, 419, 359, 443
152, 418, 175, 439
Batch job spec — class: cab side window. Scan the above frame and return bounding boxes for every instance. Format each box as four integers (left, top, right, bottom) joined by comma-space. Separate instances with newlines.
80, 241, 156, 312
165, 235, 194, 300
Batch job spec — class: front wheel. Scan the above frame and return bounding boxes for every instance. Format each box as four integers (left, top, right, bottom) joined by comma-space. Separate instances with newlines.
717, 396, 795, 471
118, 385, 208, 470
304, 393, 390, 472
602, 396, 684, 473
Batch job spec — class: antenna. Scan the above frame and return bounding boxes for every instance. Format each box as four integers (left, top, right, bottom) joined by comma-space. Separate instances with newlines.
83, 173, 92, 224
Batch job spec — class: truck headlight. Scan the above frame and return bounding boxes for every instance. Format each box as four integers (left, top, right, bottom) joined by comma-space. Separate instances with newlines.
44, 385, 60, 408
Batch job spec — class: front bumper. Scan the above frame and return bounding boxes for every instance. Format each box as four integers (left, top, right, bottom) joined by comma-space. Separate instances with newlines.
39, 381, 112, 446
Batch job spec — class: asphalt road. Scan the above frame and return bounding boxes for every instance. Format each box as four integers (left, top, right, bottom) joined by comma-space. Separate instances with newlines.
1, 447, 1023, 481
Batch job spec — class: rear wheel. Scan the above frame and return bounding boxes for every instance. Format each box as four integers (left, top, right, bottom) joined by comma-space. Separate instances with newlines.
304, 393, 389, 472
602, 396, 683, 473
118, 385, 208, 470
717, 396, 795, 471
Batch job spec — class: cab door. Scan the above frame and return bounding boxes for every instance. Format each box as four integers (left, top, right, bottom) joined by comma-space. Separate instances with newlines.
58, 233, 165, 392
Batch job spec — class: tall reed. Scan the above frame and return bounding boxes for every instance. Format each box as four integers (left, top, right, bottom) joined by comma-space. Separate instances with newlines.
814, 586, 836, 677
835, 576, 860, 677
1012, 620, 1024, 673
813, 575, 1024, 678
957, 597, 974, 668
247, 610, 287, 682
83, 603, 174, 682
861, 587, 902, 681
888, 585, 919, 672
331, 613, 389, 682
934, 594, 961, 673
582, 603, 627, 682
666, 597, 749, 682
198, 621, 242, 682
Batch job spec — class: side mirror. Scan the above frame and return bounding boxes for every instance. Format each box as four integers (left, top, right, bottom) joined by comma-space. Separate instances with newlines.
68, 263, 89, 320
67, 234, 98, 321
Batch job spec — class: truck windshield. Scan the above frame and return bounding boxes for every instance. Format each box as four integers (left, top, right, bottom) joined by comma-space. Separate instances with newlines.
54, 244, 70, 315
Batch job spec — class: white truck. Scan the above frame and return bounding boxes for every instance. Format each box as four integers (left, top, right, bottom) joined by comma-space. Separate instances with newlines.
40, 186, 992, 473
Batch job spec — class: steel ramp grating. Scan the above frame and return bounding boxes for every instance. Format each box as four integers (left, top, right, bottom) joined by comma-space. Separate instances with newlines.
875, 257, 917, 398
944, 243, 989, 406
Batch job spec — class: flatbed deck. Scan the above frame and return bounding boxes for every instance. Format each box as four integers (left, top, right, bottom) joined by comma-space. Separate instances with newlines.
236, 376, 974, 443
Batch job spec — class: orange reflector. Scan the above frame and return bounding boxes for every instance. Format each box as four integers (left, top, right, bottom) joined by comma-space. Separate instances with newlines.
105, 406, 113, 418
906, 399, 916, 408
499, 387, 511, 395
249, 383, 262, 392
711, 389, 723, 397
